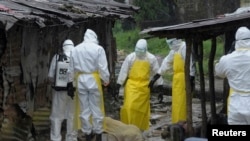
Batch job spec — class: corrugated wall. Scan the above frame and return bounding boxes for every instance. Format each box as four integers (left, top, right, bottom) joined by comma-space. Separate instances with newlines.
177, 0, 240, 22
0, 18, 116, 115
241, 0, 250, 6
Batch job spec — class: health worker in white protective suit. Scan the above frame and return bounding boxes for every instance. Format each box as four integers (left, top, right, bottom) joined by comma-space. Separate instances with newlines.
149, 38, 196, 124
116, 39, 164, 131
215, 26, 250, 125
48, 39, 77, 141
67, 29, 110, 141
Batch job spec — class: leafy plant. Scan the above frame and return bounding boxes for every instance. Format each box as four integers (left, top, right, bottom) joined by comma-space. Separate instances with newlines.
113, 22, 168, 55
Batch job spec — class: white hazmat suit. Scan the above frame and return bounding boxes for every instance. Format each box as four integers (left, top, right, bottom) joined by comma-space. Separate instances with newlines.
48, 39, 77, 141
215, 26, 250, 125
68, 29, 110, 137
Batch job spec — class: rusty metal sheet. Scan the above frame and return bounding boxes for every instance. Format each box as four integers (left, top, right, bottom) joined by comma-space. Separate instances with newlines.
140, 12, 250, 39
0, 0, 138, 30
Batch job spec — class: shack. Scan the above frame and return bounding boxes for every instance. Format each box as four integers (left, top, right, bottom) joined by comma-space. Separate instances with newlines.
140, 9, 250, 138
0, 0, 138, 114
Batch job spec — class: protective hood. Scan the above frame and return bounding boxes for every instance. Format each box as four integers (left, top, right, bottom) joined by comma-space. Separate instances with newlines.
235, 26, 250, 49
83, 29, 99, 44
62, 39, 74, 57
135, 39, 147, 58
166, 38, 183, 51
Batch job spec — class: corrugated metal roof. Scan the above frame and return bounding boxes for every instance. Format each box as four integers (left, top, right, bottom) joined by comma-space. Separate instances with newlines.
0, 0, 138, 30
140, 12, 250, 40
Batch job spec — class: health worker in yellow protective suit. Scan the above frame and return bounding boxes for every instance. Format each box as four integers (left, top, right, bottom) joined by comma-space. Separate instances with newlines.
67, 29, 110, 141
149, 38, 196, 124
215, 26, 250, 125
115, 39, 164, 131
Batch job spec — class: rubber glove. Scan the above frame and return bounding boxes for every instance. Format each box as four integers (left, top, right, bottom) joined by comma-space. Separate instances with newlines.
67, 82, 75, 99
148, 74, 161, 89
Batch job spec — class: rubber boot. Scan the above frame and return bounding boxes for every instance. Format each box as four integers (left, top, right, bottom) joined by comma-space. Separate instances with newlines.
85, 134, 92, 141
96, 134, 102, 141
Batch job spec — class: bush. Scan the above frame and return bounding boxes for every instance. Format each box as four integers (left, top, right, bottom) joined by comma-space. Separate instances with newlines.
113, 22, 169, 55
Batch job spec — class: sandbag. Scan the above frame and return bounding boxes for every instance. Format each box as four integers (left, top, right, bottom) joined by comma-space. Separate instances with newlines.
104, 117, 144, 141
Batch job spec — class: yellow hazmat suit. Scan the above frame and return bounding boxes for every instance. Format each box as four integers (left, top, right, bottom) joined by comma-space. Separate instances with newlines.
117, 39, 163, 131
120, 59, 151, 130
172, 52, 186, 123
157, 38, 196, 124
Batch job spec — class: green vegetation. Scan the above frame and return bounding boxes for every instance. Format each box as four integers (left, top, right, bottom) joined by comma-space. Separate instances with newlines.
203, 38, 224, 61
201, 38, 224, 76
133, 0, 171, 22
113, 22, 169, 56
112, 0, 230, 83
113, 22, 224, 80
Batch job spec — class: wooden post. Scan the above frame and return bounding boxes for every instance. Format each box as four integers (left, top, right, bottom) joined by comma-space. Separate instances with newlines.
185, 38, 194, 137
208, 38, 217, 124
221, 31, 235, 114
197, 40, 207, 137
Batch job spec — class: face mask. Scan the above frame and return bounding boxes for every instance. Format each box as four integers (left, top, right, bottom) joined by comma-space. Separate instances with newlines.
168, 39, 183, 51
135, 51, 146, 58
135, 47, 146, 58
